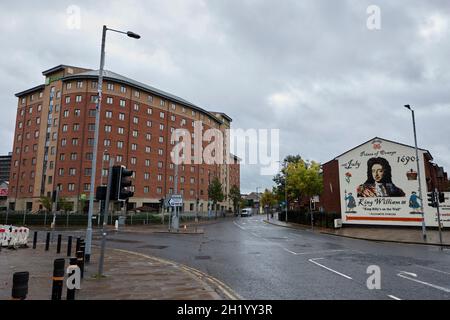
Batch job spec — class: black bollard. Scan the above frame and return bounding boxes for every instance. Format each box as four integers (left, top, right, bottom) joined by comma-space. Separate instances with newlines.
56, 234, 62, 254
45, 232, 50, 251
66, 257, 78, 300
67, 236, 72, 257
11, 272, 29, 300
76, 250, 84, 279
33, 231, 38, 249
75, 237, 81, 253
51, 258, 65, 300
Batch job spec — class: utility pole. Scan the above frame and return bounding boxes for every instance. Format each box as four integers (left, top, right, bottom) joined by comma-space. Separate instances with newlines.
435, 188, 443, 248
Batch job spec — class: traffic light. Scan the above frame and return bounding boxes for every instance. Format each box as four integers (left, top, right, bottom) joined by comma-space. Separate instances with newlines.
439, 192, 445, 203
427, 192, 437, 208
110, 165, 134, 201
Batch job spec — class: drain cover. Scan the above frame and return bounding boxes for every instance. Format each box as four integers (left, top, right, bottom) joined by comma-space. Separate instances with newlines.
139, 245, 168, 249
195, 256, 211, 260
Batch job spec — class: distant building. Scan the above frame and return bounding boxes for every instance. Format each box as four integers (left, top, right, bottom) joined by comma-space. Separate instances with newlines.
322, 137, 449, 227
0, 153, 12, 182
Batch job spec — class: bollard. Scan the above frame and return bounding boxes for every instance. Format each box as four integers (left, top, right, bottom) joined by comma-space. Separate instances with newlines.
66, 257, 78, 300
51, 258, 65, 300
33, 231, 38, 249
75, 237, 81, 253
56, 234, 62, 254
67, 236, 72, 257
76, 250, 84, 279
45, 232, 50, 251
11, 272, 29, 300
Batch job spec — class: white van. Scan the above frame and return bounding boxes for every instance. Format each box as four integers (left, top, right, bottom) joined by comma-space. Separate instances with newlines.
240, 208, 253, 217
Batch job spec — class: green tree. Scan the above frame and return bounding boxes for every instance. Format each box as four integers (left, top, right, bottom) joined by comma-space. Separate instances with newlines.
39, 196, 52, 211
285, 159, 323, 211
58, 197, 73, 213
273, 155, 304, 204
260, 189, 277, 209
228, 185, 241, 214
208, 177, 224, 219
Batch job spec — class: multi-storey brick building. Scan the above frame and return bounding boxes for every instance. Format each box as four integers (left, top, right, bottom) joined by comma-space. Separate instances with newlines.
8, 65, 240, 213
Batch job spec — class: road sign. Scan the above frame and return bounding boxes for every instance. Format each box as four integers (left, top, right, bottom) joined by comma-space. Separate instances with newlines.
168, 194, 183, 207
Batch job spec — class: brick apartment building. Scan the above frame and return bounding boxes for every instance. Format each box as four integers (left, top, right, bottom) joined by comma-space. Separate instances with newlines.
322, 137, 449, 227
8, 65, 240, 212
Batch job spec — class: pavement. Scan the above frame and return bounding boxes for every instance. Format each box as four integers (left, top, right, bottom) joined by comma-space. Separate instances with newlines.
0, 237, 237, 300
264, 214, 450, 246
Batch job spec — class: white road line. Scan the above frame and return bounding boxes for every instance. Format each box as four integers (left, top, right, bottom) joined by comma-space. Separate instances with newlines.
233, 222, 246, 230
296, 249, 346, 255
388, 295, 401, 300
397, 271, 450, 293
283, 248, 298, 255
251, 232, 260, 238
414, 265, 450, 276
308, 258, 353, 280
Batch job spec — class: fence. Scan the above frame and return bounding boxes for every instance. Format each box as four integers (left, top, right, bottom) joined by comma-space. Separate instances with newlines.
278, 210, 340, 229
0, 210, 221, 227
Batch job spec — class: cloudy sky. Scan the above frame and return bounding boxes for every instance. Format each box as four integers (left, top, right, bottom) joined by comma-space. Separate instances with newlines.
1, 0, 449, 194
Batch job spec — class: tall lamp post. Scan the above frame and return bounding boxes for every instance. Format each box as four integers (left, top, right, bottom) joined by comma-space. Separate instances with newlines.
85, 25, 140, 263
256, 187, 262, 215
404, 105, 427, 240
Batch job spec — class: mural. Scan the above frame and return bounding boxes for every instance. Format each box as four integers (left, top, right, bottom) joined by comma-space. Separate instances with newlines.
337, 138, 449, 227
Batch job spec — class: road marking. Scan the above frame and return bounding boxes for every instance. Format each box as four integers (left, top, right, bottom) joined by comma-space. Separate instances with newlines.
233, 222, 246, 230
397, 271, 450, 293
308, 258, 353, 280
388, 295, 401, 300
251, 232, 260, 238
283, 248, 298, 255
414, 265, 450, 276
296, 249, 346, 255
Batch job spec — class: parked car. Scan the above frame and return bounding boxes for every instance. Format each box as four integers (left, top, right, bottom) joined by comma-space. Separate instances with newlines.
240, 208, 253, 217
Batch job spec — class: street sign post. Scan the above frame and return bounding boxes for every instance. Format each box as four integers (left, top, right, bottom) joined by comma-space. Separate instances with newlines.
168, 194, 183, 207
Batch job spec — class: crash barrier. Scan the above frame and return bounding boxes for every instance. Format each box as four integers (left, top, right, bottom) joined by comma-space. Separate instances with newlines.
0, 225, 30, 248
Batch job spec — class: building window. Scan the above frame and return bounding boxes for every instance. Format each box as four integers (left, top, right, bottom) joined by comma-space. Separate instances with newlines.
133, 116, 139, 124
37, 105, 42, 112
58, 168, 64, 176
86, 153, 93, 160
171, 103, 176, 110
119, 113, 125, 121
87, 138, 94, 146
131, 157, 137, 165
171, 115, 176, 121
91, 81, 98, 89
145, 146, 151, 153
88, 123, 95, 131
144, 186, 149, 193
118, 127, 124, 135
158, 149, 163, 156
157, 174, 162, 181
146, 133, 151, 141
75, 95, 82, 103
144, 173, 150, 180
74, 109, 81, 116
120, 100, 126, 107
73, 123, 80, 131
133, 103, 139, 111
105, 125, 112, 133
21, 97, 26, 104
89, 109, 96, 117
159, 124, 164, 131
62, 124, 68, 132
84, 168, 92, 176
70, 153, 77, 160
106, 111, 112, 118
158, 161, 163, 168
157, 187, 162, 194
61, 139, 67, 146
131, 143, 137, 151
91, 95, 98, 103
117, 141, 124, 149
69, 168, 76, 176
134, 90, 140, 98
145, 159, 150, 167
132, 130, 138, 138
147, 108, 152, 115
56, 91, 61, 99
107, 83, 114, 91
68, 183, 75, 191
106, 97, 113, 104
65, 97, 71, 104
104, 139, 111, 147
84, 184, 90, 191
146, 120, 152, 127
72, 138, 78, 146
116, 155, 123, 162
159, 111, 165, 119
77, 81, 83, 88
66, 83, 72, 90
120, 86, 127, 93
159, 136, 164, 143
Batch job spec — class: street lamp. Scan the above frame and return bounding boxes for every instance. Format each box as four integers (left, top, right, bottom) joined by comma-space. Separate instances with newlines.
404, 104, 427, 240
276, 160, 288, 222
85, 25, 141, 263
256, 187, 262, 215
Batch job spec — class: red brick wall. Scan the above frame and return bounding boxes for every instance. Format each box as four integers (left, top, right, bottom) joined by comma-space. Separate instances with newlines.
322, 160, 341, 214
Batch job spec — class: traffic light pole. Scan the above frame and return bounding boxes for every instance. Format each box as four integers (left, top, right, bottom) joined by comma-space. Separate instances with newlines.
98, 158, 114, 277
435, 188, 443, 248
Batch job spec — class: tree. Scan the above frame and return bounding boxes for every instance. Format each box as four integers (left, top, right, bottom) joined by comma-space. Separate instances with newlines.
260, 189, 277, 208
228, 185, 241, 214
273, 155, 304, 206
58, 197, 73, 213
208, 177, 224, 219
285, 159, 323, 211
39, 196, 52, 212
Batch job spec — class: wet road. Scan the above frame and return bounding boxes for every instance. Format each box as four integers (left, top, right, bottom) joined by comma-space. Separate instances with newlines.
34, 215, 450, 299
